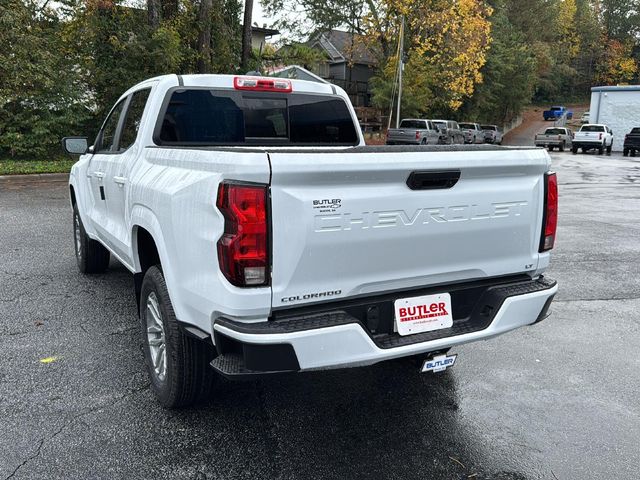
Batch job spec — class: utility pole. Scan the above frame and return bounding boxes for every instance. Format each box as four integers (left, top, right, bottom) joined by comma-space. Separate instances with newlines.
395, 16, 404, 129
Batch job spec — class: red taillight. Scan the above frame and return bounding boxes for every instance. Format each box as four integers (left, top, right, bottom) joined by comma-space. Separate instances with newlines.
415, 130, 420, 139
599, 133, 603, 140
233, 76, 292, 92
216, 182, 269, 287
540, 172, 558, 252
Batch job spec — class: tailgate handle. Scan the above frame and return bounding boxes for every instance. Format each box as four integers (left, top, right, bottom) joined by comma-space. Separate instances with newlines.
406, 170, 460, 190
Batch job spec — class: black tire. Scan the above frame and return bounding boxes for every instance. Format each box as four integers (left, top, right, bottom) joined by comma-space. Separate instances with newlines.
623, 149, 629, 157
73, 204, 109, 274
606, 144, 612, 155
420, 138, 427, 145
631, 150, 636, 157
559, 142, 565, 152
572, 146, 578, 154
140, 266, 215, 408
598, 145, 604, 155
548, 146, 554, 152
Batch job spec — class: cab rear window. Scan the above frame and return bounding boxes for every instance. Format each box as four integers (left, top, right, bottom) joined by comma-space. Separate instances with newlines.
155, 89, 359, 146
399, 120, 426, 129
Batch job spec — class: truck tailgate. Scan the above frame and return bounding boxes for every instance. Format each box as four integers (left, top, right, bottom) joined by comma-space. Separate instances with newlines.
268, 146, 549, 308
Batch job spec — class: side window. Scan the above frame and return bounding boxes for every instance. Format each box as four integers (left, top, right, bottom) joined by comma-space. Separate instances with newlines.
97, 100, 126, 153
427, 121, 433, 130
119, 89, 151, 151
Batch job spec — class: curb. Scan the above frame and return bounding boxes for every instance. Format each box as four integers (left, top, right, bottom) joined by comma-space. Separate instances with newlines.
0, 172, 69, 182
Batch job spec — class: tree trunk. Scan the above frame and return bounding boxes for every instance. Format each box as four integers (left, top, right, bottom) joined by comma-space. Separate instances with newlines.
197, 0, 213, 73
147, 0, 161, 28
240, 0, 253, 71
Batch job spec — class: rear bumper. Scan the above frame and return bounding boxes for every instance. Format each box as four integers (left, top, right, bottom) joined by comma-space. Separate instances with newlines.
573, 141, 603, 148
211, 276, 557, 377
535, 140, 564, 147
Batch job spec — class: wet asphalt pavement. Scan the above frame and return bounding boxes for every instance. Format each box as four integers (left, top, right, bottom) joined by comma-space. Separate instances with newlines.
1, 152, 639, 480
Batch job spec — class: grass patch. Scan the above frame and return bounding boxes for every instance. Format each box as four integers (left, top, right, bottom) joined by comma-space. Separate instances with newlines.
0, 158, 75, 175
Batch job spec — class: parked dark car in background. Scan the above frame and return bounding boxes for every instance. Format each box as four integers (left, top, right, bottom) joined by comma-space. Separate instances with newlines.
623, 127, 640, 156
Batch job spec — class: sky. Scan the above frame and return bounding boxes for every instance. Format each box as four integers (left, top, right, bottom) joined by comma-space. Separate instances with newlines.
252, 2, 272, 28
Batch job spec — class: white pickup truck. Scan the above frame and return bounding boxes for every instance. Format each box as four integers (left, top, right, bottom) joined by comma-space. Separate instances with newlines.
63, 74, 558, 408
572, 124, 614, 155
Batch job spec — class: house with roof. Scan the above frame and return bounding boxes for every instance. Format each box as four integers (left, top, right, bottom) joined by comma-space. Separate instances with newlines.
250, 25, 280, 52
306, 30, 379, 108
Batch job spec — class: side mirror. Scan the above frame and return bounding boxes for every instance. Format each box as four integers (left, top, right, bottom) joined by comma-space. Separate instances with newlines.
62, 136, 88, 155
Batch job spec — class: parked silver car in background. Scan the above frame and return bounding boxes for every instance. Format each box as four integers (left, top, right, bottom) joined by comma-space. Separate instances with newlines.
432, 119, 465, 144
534, 127, 573, 152
481, 125, 503, 145
386, 119, 440, 145
459, 122, 484, 144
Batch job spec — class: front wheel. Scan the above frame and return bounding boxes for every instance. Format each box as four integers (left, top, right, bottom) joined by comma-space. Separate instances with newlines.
73, 204, 109, 274
140, 266, 215, 408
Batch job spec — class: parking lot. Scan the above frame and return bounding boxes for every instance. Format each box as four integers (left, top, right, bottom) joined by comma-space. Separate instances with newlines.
1, 151, 639, 479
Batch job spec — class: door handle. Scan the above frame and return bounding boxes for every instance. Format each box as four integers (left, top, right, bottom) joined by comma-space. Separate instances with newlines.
406, 170, 461, 190
113, 176, 127, 186
93, 171, 105, 180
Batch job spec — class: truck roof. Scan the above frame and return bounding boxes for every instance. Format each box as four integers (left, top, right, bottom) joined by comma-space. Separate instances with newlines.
120, 73, 337, 100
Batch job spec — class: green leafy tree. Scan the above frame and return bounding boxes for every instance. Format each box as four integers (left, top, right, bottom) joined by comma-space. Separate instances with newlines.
0, 0, 91, 157
461, 7, 536, 124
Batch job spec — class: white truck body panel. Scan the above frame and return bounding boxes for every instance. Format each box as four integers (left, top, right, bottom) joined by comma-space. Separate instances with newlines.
269, 148, 548, 308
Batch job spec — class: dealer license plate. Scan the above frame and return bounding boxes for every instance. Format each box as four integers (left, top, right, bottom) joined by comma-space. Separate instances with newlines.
394, 292, 453, 336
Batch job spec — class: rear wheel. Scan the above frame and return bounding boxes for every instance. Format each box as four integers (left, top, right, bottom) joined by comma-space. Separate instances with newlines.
73, 204, 109, 274
598, 145, 604, 155
420, 138, 427, 145
606, 144, 612, 155
572, 146, 578, 154
631, 150, 637, 157
140, 266, 216, 408
548, 146, 554, 152
623, 148, 629, 157
559, 141, 565, 152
